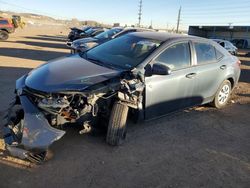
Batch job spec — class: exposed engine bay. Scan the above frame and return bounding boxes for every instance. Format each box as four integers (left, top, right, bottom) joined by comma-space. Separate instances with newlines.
3, 72, 145, 163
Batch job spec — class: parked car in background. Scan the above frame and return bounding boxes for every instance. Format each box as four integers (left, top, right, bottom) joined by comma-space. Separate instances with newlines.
231, 39, 248, 49
3, 32, 241, 163
79, 27, 106, 38
68, 26, 106, 42
68, 27, 155, 53
0, 17, 15, 41
213, 39, 238, 55
67, 26, 92, 41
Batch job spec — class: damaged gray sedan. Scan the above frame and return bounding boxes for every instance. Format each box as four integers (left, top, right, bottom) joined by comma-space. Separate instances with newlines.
3, 32, 241, 163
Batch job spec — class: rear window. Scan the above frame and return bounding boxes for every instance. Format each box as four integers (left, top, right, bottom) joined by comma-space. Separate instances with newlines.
194, 43, 217, 65
0, 20, 8, 24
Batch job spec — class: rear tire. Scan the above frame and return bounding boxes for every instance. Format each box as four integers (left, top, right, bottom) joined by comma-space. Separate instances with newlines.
212, 80, 232, 109
0, 30, 9, 41
106, 102, 129, 146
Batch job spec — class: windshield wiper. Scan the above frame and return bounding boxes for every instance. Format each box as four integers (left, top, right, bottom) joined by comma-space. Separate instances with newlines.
88, 57, 122, 70
79, 52, 123, 70
87, 57, 104, 65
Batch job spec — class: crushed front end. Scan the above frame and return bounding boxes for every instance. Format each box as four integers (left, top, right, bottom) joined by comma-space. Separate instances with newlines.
2, 75, 67, 163
2, 69, 145, 163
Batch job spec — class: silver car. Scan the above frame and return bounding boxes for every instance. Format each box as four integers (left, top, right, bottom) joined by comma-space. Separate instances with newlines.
3, 32, 241, 163
213, 39, 238, 55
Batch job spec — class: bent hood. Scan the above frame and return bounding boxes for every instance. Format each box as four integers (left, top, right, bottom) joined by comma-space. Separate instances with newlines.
25, 55, 122, 93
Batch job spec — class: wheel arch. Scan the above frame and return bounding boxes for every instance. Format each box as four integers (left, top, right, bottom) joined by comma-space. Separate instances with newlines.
227, 77, 235, 88
0, 29, 9, 33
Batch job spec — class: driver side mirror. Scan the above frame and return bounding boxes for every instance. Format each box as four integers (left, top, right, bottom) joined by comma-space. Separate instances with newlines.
145, 63, 172, 77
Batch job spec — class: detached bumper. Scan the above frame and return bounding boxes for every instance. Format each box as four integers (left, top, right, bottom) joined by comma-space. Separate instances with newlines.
4, 76, 65, 160
19, 95, 65, 149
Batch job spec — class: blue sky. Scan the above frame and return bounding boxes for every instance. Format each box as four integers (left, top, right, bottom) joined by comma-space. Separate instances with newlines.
1, 0, 250, 29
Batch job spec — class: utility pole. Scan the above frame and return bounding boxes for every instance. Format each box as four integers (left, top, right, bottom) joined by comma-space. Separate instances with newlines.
149, 20, 153, 29
176, 6, 181, 33
138, 0, 142, 27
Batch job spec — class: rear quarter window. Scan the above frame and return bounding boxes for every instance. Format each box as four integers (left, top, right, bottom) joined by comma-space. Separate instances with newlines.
194, 42, 217, 65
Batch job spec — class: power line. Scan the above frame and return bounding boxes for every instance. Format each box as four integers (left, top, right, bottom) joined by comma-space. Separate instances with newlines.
181, 20, 250, 25
182, 1, 250, 10
183, 9, 250, 16
0, 0, 67, 19
183, 0, 250, 6
183, 13, 250, 19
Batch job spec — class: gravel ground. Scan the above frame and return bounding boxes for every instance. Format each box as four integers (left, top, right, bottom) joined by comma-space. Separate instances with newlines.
0, 26, 249, 188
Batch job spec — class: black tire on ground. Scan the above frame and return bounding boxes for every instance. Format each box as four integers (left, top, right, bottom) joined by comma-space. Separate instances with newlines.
106, 102, 129, 146
211, 80, 232, 109
0, 30, 9, 41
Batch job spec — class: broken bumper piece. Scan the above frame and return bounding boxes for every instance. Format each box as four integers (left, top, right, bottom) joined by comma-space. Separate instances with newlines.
5, 95, 65, 162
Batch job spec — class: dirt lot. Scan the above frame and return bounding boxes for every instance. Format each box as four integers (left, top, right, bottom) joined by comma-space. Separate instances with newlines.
0, 26, 249, 188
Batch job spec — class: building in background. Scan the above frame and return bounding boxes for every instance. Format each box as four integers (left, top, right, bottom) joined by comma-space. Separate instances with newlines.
188, 26, 250, 49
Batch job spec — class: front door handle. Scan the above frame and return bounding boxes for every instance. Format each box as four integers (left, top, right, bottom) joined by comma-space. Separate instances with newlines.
220, 65, 227, 70
186, 73, 197, 79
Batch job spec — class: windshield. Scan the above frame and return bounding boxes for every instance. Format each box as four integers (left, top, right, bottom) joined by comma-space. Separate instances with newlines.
94, 28, 123, 39
85, 28, 95, 35
85, 35, 161, 70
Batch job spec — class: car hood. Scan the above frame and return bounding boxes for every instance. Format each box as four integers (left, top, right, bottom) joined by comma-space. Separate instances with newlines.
25, 55, 122, 93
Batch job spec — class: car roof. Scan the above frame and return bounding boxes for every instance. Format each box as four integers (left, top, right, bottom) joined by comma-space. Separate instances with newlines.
128, 32, 204, 42
122, 27, 155, 31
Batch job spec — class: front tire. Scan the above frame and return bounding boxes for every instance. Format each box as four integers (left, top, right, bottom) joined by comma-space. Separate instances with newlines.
0, 30, 9, 41
212, 80, 232, 109
106, 102, 129, 146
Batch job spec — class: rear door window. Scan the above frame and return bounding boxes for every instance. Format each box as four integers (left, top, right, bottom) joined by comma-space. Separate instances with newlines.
194, 43, 217, 65
155, 42, 191, 71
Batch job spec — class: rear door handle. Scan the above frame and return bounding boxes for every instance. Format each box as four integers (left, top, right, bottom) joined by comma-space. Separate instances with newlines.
220, 65, 227, 70
186, 73, 197, 79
